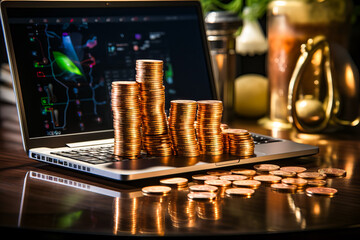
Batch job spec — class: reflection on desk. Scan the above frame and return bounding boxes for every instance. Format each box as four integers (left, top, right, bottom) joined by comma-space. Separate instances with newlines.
18, 169, 358, 237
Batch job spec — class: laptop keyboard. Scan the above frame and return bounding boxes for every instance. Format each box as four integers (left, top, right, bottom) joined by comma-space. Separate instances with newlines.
251, 134, 281, 145
51, 134, 281, 164
52, 146, 117, 164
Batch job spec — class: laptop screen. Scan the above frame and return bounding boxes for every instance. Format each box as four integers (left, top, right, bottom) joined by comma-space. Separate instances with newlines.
3, 1, 214, 139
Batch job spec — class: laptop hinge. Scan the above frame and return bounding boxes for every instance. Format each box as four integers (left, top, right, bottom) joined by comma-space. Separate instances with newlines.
66, 138, 114, 148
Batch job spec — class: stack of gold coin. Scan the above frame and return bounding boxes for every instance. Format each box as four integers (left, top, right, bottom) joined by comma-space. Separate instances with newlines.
136, 59, 172, 156
169, 100, 199, 157
111, 81, 142, 159
225, 129, 255, 157
196, 100, 223, 155
220, 123, 230, 153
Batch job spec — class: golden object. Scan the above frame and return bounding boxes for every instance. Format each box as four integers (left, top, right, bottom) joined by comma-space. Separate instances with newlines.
253, 175, 282, 184
111, 81, 142, 158
141, 185, 172, 196
160, 177, 189, 188
288, 36, 360, 133
196, 100, 223, 155
225, 188, 255, 197
270, 183, 297, 193
169, 100, 199, 157
306, 187, 337, 197
281, 178, 308, 188
223, 129, 255, 157
266, 0, 354, 129
136, 59, 173, 156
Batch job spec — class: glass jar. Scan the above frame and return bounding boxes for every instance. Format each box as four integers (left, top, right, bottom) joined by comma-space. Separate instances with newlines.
265, 0, 353, 128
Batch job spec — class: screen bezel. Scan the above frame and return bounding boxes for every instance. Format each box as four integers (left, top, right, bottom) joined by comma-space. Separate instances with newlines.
0, 0, 216, 151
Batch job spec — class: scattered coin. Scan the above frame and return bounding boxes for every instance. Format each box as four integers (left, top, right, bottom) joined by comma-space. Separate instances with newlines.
233, 180, 261, 189
219, 175, 248, 181
189, 184, 218, 193
269, 170, 297, 178
253, 175, 282, 183
231, 168, 257, 176
298, 172, 326, 180
207, 170, 232, 176
280, 166, 307, 173
282, 178, 308, 187
225, 188, 255, 197
160, 177, 188, 186
192, 174, 219, 182
254, 164, 280, 172
307, 179, 327, 187
318, 168, 346, 177
271, 183, 297, 193
142, 185, 172, 195
187, 192, 217, 200
205, 179, 232, 187
306, 187, 338, 196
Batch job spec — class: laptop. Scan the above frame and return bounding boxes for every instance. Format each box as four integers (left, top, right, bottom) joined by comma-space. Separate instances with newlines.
1, 0, 318, 180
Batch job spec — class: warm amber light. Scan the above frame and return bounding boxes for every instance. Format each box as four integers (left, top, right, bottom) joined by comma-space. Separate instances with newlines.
345, 64, 356, 97
313, 203, 321, 215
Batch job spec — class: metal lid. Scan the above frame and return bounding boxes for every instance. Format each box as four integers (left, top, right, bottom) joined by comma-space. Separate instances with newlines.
205, 11, 241, 35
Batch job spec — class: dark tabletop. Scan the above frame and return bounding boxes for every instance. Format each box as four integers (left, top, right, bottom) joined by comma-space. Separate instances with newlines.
1, 102, 360, 240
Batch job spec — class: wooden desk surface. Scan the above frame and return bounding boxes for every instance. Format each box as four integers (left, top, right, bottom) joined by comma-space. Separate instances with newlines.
1, 103, 360, 239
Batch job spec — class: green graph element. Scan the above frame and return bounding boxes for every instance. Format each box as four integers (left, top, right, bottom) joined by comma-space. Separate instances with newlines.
53, 51, 83, 76
41, 97, 53, 106
165, 62, 173, 79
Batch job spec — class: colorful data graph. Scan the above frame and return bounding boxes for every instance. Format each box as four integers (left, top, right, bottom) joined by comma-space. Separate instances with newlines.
30, 23, 107, 135
28, 19, 174, 136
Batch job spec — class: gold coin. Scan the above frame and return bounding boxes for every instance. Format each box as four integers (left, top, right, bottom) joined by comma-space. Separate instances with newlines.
318, 168, 346, 177
232, 180, 261, 189
220, 123, 229, 130
253, 175, 282, 183
196, 100, 223, 155
307, 179, 327, 187
231, 168, 257, 176
219, 175, 248, 181
254, 164, 280, 172
192, 174, 219, 181
111, 81, 142, 158
160, 177, 188, 186
297, 172, 326, 180
269, 170, 297, 178
207, 170, 232, 176
225, 188, 255, 197
204, 179, 232, 187
169, 99, 199, 157
306, 187, 337, 196
187, 192, 217, 200
197, 100, 223, 105
224, 129, 255, 157
282, 178, 308, 187
280, 166, 307, 173
189, 184, 218, 193
270, 183, 297, 193
136, 59, 173, 157
142, 185, 172, 195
